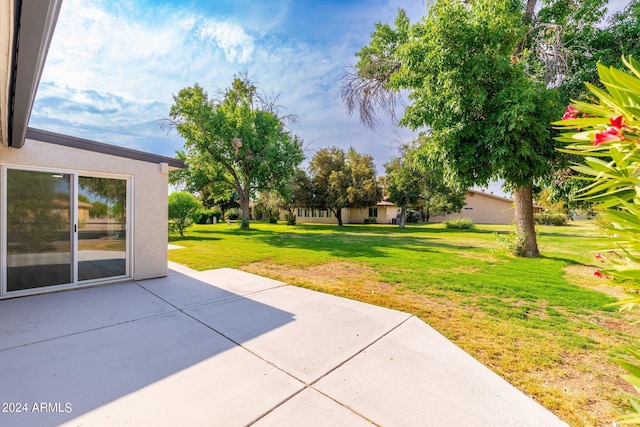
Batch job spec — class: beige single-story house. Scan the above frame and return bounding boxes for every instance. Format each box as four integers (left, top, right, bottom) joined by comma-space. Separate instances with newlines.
293, 190, 541, 226
431, 189, 542, 224
0, 0, 184, 298
293, 200, 399, 225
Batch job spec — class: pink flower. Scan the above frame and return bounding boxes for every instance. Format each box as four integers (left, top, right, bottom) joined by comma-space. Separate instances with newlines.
593, 116, 625, 146
594, 128, 622, 145
594, 270, 605, 278
561, 105, 579, 120
611, 115, 624, 129
595, 253, 605, 262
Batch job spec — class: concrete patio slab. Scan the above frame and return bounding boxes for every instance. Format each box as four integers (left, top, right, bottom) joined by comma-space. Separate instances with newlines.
253, 388, 374, 427
1, 311, 302, 427
314, 316, 566, 427
137, 272, 245, 309
0, 282, 174, 350
186, 284, 411, 384
195, 267, 287, 295
0, 265, 569, 426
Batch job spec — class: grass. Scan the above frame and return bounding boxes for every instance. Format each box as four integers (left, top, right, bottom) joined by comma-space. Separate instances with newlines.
169, 220, 640, 426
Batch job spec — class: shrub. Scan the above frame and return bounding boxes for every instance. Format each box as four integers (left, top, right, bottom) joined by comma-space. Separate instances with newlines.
553, 56, 640, 423
267, 216, 278, 224
496, 230, 528, 257
406, 209, 421, 223
364, 217, 377, 224
534, 212, 567, 226
168, 192, 202, 237
285, 212, 296, 225
445, 218, 475, 229
196, 208, 222, 224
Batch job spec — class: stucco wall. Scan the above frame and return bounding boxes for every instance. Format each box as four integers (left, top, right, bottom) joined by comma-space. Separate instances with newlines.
0, 139, 169, 281
431, 192, 515, 224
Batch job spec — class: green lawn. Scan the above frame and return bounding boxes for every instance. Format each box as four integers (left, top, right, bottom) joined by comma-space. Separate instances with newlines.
169, 220, 639, 426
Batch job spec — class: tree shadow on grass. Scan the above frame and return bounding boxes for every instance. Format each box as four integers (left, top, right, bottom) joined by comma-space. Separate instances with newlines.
255, 231, 485, 260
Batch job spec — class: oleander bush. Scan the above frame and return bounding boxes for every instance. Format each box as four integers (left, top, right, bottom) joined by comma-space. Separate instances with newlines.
554, 56, 640, 425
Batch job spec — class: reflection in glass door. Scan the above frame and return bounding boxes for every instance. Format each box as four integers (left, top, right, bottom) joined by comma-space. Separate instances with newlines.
6, 169, 73, 292
77, 176, 127, 281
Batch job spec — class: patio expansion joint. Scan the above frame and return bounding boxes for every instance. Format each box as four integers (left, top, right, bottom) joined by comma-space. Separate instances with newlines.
247, 314, 415, 427
173, 283, 290, 312
0, 311, 176, 353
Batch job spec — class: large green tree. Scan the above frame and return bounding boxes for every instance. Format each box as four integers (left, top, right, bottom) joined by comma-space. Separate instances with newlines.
386, 139, 465, 227
164, 77, 304, 229
343, 1, 564, 256
304, 146, 382, 226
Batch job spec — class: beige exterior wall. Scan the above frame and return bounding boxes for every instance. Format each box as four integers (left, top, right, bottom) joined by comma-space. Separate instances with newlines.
293, 207, 348, 225
431, 191, 515, 224
292, 204, 400, 225
379, 205, 399, 224
0, 138, 169, 281
349, 207, 369, 224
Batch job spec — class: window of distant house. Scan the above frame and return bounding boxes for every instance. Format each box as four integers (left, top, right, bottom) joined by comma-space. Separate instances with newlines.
319, 210, 325, 218
369, 207, 378, 217
312, 209, 317, 217
297, 208, 302, 217
464, 207, 473, 210
304, 208, 308, 217
327, 210, 332, 217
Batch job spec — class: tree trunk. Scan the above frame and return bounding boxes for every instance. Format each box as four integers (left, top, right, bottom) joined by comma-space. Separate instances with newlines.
398, 201, 407, 228
524, 0, 537, 22
336, 208, 344, 226
513, 185, 539, 257
239, 188, 251, 229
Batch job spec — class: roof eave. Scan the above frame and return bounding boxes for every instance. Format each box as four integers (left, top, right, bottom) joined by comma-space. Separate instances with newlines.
7, 0, 63, 148
26, 127, 186, 169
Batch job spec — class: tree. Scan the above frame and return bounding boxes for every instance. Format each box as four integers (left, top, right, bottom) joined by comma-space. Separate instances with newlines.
163, 76, 304, 229
342, 1, 564, 256
305, 146, 382, 226
385, 145, 424, 228
253, 191, 282, 223
168, 191, 202, 237
386, 139, 465, 227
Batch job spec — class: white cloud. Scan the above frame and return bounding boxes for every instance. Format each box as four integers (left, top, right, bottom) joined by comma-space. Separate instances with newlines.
198, 19, 254, 63
32, 0, 424, 168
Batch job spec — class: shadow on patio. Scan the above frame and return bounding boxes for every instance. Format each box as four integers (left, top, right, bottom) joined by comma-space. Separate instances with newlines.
0, 268, 297, 426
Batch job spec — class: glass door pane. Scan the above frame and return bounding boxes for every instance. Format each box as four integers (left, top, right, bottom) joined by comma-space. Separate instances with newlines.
6, 169, 73, 292
77, 176, 127, 281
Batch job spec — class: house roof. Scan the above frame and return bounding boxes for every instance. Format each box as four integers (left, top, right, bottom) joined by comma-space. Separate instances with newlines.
27, 128, 186, 170
468, 189, 514, 203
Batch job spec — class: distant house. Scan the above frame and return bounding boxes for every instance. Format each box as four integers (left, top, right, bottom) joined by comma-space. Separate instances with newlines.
292, 190, 540, 226
431, 189, 541, 224
293, 200, 400, 225
0, 1, 184, 298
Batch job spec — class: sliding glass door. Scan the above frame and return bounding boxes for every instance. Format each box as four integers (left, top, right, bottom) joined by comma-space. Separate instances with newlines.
77, 176, 127, 282
3, 168, 130, 295
6, 169, 73, 292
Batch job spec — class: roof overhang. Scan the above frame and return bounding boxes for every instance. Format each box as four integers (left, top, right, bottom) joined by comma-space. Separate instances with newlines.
26, 127, 187, 170
1, 0, 62, 148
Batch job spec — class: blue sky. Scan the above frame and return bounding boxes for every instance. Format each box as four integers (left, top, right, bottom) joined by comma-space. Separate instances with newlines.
30, 0, 427, 169
30, 0, 629, 191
